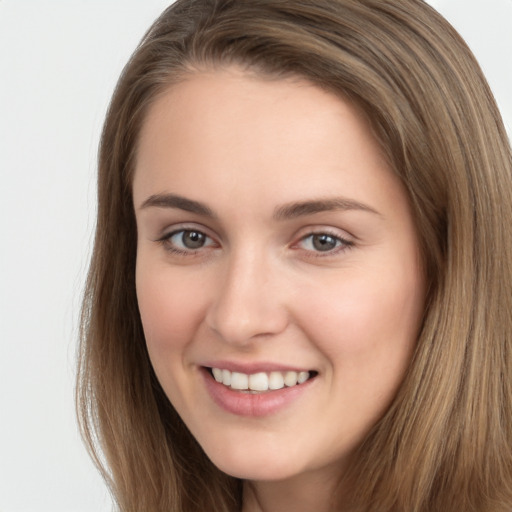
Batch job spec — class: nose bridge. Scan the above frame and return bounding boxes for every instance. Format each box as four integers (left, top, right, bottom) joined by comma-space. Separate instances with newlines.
206, 244, 288, 345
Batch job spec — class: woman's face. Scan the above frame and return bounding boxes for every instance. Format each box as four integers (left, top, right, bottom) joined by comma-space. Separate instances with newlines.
133, 68, 425, 484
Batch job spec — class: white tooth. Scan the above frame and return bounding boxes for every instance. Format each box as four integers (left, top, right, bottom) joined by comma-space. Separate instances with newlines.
284, 371, 298, 387
298, 371, 310, 384
230, 372, 249, 390
212, 368, 223, 383
268, 371, 285, 390
249, 372, 269, 391
222, 369, 231, 386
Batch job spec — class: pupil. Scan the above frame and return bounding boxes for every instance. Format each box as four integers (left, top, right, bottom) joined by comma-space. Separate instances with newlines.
183, 231, 205, 249
312, 234, 337, 251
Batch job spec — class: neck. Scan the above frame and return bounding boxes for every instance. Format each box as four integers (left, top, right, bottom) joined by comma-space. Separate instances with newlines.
241, 468, 344, 512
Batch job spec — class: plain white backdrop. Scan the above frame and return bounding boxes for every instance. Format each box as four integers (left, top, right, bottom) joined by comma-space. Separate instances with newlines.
0, 1, 510, 511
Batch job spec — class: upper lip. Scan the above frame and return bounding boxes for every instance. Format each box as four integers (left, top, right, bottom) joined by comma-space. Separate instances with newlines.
200, 360, 315, 374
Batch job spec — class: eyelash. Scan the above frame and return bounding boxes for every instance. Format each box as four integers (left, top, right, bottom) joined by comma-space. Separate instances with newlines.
157, 228, 354, 258
157, 228, 217, 256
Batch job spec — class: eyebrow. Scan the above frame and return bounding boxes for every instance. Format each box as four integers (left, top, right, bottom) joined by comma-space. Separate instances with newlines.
140, 193, 216, 218
139, 193, 380, 219
273, 197, 381, 220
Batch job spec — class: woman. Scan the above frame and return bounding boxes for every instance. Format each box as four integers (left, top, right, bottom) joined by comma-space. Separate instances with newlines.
77, 0, 512, 510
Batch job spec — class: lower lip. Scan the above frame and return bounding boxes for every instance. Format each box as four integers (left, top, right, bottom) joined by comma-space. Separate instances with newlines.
200, 368, 315, 417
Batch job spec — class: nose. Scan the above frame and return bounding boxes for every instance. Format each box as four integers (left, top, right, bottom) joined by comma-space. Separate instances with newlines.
205, 250, 289, 346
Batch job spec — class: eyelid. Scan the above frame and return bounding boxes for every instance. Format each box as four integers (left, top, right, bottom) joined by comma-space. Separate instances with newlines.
156, 222, 216, 241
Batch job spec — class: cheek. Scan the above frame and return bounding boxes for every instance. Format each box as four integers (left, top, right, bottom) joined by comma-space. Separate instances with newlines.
296, 266, 424, 368
135, 263, 206, 358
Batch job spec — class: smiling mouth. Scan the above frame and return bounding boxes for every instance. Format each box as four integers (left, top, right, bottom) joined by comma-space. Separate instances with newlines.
206, 367, 318, 393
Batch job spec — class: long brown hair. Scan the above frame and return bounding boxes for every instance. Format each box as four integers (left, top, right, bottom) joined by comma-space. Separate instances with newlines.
77, 1, 512, 510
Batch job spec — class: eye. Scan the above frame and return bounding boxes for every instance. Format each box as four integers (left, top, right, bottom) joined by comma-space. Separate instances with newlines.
298, 232, 352, 254
160, 229, 216, 254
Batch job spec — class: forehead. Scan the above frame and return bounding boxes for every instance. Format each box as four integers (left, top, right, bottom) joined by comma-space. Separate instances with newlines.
136, 70, 384, 176
136, 68, 365, 164
132, 67, 411, 225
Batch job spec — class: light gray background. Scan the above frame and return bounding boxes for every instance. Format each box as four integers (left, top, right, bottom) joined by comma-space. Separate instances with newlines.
0, 1, 510, 511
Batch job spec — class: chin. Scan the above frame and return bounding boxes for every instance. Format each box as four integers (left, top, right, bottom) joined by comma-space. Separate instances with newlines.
216, 461, 300, 482
204, 443, 304, 482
